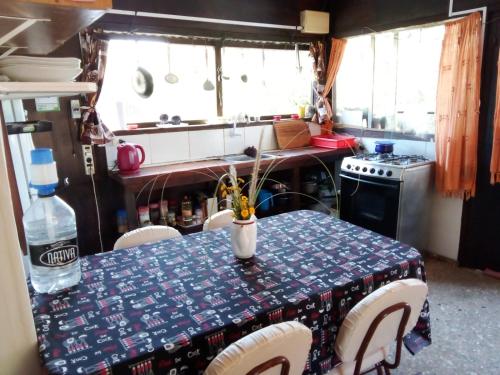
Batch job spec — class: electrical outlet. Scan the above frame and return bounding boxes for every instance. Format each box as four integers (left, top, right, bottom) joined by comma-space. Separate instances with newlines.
82, 145, 95, 175
70, 100, 81, 119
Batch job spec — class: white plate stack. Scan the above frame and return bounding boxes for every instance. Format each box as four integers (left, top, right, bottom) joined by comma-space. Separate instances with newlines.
0, 56, 82, 82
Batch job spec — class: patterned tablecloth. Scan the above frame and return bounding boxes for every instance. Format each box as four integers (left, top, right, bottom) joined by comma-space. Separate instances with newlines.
30, 210, 431, 375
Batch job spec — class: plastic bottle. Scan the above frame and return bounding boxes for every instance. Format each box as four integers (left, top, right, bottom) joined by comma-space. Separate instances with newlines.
23, 148, 81, 293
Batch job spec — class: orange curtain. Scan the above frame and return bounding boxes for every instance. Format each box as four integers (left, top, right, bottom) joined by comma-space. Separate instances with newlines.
435, 12, 482, 199
322, 38, 347, 120
490, 51, 500, 184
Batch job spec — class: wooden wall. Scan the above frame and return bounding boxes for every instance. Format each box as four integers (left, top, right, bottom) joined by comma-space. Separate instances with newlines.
330, 0, 500, 271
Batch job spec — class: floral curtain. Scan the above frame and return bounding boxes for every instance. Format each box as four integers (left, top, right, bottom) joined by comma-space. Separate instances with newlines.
435, 12, 482, 199
309, 39, 347, 134
79, 28, 114, 145
490, 51, 500, 185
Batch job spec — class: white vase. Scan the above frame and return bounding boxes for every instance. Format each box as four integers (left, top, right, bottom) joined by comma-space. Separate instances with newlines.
231, 216, 257, 259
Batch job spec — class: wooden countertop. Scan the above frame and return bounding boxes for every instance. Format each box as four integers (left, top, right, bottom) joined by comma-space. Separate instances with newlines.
110, 147, 352, 192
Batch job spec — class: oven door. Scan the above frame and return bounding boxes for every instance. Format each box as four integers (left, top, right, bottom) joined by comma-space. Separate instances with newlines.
340, 171, 401, 239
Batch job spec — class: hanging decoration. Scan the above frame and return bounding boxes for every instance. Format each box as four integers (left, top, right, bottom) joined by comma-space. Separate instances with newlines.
79, 28, 114, 145
309, 39, 347, 134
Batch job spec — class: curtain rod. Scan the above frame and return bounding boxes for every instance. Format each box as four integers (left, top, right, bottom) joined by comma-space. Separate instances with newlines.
107, 9, 303, 31
100, 29, 311, 47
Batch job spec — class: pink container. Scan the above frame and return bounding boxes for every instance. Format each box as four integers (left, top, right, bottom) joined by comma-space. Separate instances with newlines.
310, 134, 357, 149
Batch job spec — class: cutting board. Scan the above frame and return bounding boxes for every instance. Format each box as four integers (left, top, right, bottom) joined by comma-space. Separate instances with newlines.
273, 120, 311, 150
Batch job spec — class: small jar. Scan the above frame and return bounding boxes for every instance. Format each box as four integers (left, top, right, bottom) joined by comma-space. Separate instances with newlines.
167, 211, 177, 226
181, 196, 193, 219
149, 203, 160, 225
116, 209, 128, 233
160, 200, 169, 218
138, 206, 151, 227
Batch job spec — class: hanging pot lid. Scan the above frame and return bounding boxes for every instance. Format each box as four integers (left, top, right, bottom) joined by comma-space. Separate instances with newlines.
132, 67, 154, 98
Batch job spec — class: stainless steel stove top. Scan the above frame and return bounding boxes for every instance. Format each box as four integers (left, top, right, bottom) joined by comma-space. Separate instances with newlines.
341, 153, 434, 181
352, 153, 429, 166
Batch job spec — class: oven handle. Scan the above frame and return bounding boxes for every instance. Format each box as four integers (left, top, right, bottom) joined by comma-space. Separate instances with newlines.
340, 173, 400, 190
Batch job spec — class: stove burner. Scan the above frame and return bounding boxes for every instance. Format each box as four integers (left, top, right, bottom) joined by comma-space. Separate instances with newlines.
354, 153, 428, 165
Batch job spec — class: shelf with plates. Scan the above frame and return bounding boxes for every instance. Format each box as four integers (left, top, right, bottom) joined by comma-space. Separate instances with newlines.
0, 82, 96, 100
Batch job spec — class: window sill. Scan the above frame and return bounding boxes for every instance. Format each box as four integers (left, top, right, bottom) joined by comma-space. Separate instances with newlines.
335, 124, 435, 142
112, 117, 312, 136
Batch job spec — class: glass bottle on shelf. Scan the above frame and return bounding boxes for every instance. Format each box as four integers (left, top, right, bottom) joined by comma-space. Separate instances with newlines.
181, 195, 193, 225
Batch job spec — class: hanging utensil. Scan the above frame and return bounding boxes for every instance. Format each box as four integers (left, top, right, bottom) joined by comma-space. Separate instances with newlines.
221, 46, 230, 80
295, 43, 302, 73
261, 49, 266, 87
165, 44, 179, 84
240, 51, 248, 83
203, 44, 215, 91
131, 41, 154, 98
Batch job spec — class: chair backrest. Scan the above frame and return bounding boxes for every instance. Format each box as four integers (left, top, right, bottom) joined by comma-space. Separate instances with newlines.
203, 209, 233, 231
204, 321, 312, 375
335, 279, 428, 364
113, 225, 182, 250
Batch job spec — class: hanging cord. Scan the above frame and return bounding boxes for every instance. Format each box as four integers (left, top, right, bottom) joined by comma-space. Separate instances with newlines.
89, 148, 104, 253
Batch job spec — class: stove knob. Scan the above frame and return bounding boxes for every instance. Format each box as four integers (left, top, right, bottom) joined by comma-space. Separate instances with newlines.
370, 168, 375, 174
355, 166, 360, 171
346, 164, 352, 170
386, 170, 393, 177
378, 169, 384, 176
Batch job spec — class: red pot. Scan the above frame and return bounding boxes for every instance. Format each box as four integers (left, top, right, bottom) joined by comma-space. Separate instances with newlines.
117, 142, 145, 174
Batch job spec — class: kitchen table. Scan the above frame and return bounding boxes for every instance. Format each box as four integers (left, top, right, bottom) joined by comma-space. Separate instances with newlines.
30, 210, 431, 375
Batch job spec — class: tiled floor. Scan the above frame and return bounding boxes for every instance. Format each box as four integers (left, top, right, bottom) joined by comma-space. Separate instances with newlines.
391, 257, 500, 375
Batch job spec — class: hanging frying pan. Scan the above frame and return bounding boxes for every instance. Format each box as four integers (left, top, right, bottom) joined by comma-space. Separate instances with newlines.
132, 67, 154, 98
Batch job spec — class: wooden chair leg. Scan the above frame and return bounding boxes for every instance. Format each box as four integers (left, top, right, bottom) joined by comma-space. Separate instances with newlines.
376, 366, 383, 375
383, 365, 391, 375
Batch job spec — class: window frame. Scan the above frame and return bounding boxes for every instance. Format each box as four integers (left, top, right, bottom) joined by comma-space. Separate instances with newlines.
98, 34, 311, 128
333, 22, 445, 136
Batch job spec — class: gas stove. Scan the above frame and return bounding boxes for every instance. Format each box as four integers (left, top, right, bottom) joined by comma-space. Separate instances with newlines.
341, 153, 433, 181
340, 152, 434, 250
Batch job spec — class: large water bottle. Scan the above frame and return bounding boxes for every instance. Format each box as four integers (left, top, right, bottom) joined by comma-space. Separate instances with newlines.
23, 148, 81, 293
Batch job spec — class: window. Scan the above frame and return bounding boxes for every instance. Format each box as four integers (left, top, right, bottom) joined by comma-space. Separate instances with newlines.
98, 40, 217, 129
335, 24, 445, 135
98, 39, 314, 130
221, 47, 313, 117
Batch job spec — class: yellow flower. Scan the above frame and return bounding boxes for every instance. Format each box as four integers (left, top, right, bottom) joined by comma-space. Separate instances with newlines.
249, 207, 255, 215
241, 209, 249, 218
241, 196, 248, 202
238, 178, 245, 183
221, 190, 227, 198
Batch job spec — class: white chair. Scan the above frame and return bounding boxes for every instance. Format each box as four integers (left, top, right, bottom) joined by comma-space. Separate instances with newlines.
203, 209, 233, 231
204, 321, 312, 375
329, 279, 428, 375
113, 225, 182, 250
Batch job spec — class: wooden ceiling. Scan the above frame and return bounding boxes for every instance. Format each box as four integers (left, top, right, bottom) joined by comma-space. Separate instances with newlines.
0, 2, 107, 56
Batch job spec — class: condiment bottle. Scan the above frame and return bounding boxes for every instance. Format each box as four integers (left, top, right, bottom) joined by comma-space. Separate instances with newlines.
181, 196, 193, 220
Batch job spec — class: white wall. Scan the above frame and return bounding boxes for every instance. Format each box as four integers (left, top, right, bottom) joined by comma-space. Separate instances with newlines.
360, 137, 463, 261
104, 124, 278, 169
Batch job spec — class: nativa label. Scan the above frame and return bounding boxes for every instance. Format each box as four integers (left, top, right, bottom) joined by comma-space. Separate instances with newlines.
29, 238, 79, 268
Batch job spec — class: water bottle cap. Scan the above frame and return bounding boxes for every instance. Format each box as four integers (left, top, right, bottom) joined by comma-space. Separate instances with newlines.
30, 148, 58, 194
31, 148, 54, 165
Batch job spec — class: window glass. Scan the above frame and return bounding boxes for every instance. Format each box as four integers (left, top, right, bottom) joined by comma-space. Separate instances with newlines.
335, 24, 444, 135
372, 32, 397, 130
221, 47, 314, 117
335, 35, 373, 127
396, 26, 445, 134
97, 40, 217, 129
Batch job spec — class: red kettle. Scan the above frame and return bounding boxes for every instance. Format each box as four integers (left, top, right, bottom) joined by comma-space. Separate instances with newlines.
117, 141, 145, 175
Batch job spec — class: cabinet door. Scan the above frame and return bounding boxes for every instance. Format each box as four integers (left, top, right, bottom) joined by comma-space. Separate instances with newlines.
20, 0, 112, 10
